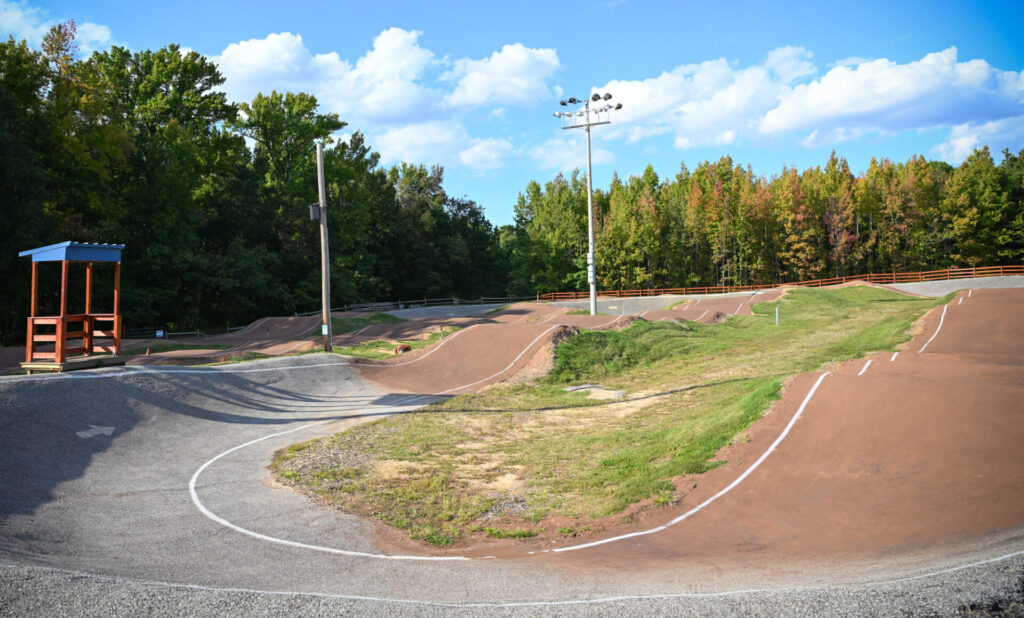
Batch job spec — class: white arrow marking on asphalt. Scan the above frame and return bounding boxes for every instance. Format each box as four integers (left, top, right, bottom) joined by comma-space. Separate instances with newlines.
76, 425, 115, 439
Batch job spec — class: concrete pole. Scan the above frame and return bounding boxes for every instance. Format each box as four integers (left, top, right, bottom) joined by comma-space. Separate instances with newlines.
317, 142, 333, 352
585, 119, 597, 316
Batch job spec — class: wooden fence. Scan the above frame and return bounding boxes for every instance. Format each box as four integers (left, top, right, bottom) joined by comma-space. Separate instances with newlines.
537, 265, 1024, 301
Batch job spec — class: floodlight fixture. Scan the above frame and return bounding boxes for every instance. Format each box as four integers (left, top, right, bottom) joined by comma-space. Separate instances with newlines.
603, 93, 612, 100
560, 100, 568, 106
615, 103, 623, 110
591, 93, 601, 101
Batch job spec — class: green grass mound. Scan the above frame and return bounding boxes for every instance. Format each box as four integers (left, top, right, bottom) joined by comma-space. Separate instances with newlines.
273, 287, 946, 545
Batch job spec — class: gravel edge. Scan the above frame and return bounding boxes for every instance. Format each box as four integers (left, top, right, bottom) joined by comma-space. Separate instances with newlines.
2, 551, 1022, 617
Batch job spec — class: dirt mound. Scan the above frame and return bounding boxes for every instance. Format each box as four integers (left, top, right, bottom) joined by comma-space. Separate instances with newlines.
499, 324, 579, 385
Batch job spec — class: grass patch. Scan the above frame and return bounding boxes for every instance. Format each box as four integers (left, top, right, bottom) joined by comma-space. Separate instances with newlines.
332, 326, 463, 360
486, 527, 538, 539
273, 287, 946, 544
330, 312, 405, 335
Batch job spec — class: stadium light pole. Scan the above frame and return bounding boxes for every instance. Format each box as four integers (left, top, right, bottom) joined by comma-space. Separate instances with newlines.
553, 93, 623, 315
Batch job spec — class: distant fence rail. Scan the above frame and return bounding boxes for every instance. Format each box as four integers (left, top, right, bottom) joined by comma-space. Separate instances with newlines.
294, 295, 539, 317
538, 265, 1024, 301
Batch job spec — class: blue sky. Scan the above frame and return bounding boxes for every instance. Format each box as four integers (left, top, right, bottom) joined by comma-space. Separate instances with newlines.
4, 0, 1024, 226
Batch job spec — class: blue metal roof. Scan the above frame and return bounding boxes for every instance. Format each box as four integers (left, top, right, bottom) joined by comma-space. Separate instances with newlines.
18, 241, 125, 263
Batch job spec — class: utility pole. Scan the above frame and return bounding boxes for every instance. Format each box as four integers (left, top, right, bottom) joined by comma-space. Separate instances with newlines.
553, 93, 622, 315
316, 142, 333, 352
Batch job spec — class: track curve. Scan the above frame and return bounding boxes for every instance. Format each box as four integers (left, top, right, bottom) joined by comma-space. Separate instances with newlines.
2, 285, 1024, 615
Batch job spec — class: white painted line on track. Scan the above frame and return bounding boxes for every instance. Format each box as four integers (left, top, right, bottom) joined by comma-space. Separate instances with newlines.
537, 312, 563, 324
918, 304, 949, 354
437, 325, 560, 395
595, 315, 624, 328
969, 288, 973, 298
188, 413, 469, 562
857, 360, 873, 376
734, 304, 742, 314
695, 298, 701, 304
351, 324, 375, 336
891, 352, 899, 362
697, 310, 709, 321
190, 325, 564, 559
550, 372, 832, 553
958, 297, 963, 305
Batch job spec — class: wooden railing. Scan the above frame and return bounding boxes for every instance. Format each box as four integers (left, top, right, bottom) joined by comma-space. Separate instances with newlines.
538, 265, 1024, 301
26, 313, 122, 364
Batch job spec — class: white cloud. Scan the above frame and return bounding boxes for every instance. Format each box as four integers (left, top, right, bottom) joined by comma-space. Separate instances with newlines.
832, 56, 871, 68
760, 47, 1024, 134
459, 138, 514, 171
374, 122, 514, 173
75, 21, 111, 54
0, 0, 111, 54
374, 121, 464, 165
763, 45, 816, 83
215, 32, 308, 86
530, 136, 614, 170
933, 116, 1024, 163
443, 43, 560, 107
212, 29, 441, 126
589, 45, 1024, 156
210, 28, 568, 172
597, 55, 787, 149
0, 0, 48, 43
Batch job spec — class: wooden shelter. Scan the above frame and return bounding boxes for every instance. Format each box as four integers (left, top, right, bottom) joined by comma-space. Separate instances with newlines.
19, 242, 125, 372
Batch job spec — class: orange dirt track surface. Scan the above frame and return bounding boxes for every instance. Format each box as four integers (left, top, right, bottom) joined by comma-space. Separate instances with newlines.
351, 303, 632, 394
638, 289, 786, 323
353, 288, 1024, 577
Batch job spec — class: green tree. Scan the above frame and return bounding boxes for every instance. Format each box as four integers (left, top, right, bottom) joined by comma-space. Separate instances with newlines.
995, 148, 1024, 262
0, 36, 55, 344
940, 147, 1007, 266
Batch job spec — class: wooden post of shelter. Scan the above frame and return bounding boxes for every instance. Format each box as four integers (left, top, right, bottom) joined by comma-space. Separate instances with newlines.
18, 242, 126, 373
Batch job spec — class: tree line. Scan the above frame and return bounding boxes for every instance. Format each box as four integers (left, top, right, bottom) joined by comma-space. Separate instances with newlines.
1, 24, 508, 344
2, 24, 1021, 346
505, 148, 1023, 293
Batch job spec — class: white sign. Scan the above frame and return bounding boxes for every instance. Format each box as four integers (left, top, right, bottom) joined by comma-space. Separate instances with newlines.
321, 324, 328, 335
156, 330, 165, 338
